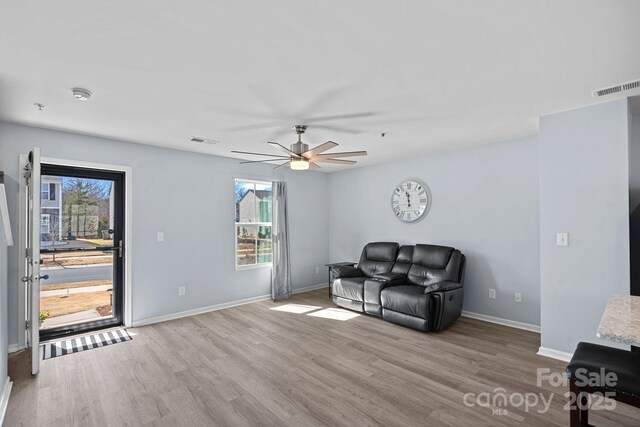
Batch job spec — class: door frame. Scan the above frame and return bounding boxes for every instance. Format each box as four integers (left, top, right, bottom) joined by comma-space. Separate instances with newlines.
17, 156, 132, 349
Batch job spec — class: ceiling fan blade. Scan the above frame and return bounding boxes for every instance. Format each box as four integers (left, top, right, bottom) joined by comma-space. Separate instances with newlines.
231, 150, 289, 158
268, 142, 301, 158
301, 141, 338, 158
313, 158, 357, 165
309, 124, 364, 134
273, 161, 291, 170
224, 121, 285, 132
304, 112, 377, 123
239, 159, 290, 164
308, 162, 321, 170
310, 151, 367, 160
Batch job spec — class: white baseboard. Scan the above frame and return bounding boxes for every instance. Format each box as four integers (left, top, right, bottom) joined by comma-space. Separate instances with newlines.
537, 346, 573, 362
292, 282, 328, 294
7, 344, 24, 354
131, 294, 271, 327
0, 378, 12, 426
131, 283, 328, 328
461, 311, 541, 333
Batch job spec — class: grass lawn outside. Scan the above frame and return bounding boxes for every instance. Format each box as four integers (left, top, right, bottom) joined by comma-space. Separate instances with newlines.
42, 252, 113, 268
41, 291, 112, 318
77, 238, 114, 246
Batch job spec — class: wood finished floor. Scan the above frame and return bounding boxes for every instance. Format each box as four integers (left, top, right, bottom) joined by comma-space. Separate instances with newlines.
5, 289, 640, 426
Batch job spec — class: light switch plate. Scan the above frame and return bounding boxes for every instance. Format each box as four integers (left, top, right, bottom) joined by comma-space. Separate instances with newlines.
489, 288, 496, 300
157, 231, 165, 242
556, 233, 568, 246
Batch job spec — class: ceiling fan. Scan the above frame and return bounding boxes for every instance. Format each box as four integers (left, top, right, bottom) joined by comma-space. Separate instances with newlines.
231, 125, 367, 170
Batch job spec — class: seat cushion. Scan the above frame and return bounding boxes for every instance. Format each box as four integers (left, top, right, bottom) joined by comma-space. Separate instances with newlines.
380, 285, 430, 319
332, 277, 366, 302
567, 342, 640, 396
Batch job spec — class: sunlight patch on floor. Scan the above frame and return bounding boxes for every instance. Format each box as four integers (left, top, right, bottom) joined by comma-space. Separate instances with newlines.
306, 308, 360, 321
270, 304, 322, 314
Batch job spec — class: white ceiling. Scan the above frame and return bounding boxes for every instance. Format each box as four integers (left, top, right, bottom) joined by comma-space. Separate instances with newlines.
1, 1, 639, 172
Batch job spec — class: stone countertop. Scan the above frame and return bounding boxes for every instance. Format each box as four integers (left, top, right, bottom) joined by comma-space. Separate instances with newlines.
597, 294, 640, 346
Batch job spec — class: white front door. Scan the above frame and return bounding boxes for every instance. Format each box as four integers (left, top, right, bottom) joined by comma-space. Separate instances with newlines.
23, 147, 43, 375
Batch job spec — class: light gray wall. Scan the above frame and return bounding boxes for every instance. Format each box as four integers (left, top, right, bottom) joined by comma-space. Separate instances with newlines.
0, 199, 9, 398
539, 99, 630, 354
0, 122, 329, 347
328, 135, 541, 326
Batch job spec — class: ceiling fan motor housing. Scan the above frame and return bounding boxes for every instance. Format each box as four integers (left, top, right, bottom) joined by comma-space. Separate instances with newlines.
290, 142, 309, 155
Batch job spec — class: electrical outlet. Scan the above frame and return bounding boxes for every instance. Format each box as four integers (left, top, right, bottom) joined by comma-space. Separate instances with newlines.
178, 286, 186, 296
315, 266, 320, 274
515, 293, 522, 303
489, 288, 496, 300
157, 231, 165, 242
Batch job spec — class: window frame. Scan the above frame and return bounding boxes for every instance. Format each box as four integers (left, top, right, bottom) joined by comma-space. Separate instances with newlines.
235, 178, 273, 270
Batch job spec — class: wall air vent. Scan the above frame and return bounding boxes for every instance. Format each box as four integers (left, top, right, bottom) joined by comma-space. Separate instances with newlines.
592, 79, 640, 98
190, 137, 219, 145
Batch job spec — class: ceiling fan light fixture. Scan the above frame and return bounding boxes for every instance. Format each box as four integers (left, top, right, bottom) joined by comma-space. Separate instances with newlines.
290, 159, 309, 170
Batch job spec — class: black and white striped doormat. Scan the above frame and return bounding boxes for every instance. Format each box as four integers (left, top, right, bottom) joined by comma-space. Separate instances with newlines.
42, 329, 132, 360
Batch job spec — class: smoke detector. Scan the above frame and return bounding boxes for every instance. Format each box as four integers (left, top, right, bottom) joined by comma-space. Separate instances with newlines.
72, 87, 92, 100
592, 79, 640, 98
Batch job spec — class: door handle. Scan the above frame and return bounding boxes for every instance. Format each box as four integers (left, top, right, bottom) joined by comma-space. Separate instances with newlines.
23, 274, 49, 282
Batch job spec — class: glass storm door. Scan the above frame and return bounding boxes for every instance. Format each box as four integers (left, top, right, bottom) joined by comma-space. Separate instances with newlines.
38, 164, 125, 341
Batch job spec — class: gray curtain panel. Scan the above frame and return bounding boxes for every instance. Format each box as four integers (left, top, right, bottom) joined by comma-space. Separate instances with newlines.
271, 181, 291, 300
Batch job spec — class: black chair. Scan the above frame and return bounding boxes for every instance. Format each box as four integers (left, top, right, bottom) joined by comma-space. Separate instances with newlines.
566, 342, 640, 426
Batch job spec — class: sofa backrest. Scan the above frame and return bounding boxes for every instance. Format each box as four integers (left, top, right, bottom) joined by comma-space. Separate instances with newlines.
406, 244, 464, 287
391, 245, 413, 275
358, 242, 399, 277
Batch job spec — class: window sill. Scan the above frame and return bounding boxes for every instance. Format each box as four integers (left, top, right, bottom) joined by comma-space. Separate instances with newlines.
236, 263, 272, 272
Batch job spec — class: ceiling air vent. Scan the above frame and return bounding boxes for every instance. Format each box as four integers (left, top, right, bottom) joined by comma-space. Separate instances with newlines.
189, 137, 219, 145
592, 79, 640, 98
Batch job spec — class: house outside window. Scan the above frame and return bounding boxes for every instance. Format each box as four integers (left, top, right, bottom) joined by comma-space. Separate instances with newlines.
41, 214, 50, 234
40, 176, 63, 243
235, 179, 272, 268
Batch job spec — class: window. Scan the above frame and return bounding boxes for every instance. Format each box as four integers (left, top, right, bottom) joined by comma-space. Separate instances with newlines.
41, 183, 50, 200
41, 214, 50, 234
235, 179, 272, 268
40, 182, 56, 201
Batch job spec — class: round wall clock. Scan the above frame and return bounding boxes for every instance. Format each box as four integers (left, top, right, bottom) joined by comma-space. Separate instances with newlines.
390, 178, 432, 223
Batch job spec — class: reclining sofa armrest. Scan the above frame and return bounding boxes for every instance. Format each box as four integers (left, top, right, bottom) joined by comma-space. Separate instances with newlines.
423, 281, 462, 294
332, 265, 363, 279
373, 272, 406, 282
428, 286, 464, 331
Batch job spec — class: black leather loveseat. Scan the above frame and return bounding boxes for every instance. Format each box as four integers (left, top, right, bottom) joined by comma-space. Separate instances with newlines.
331, 242, 466, 332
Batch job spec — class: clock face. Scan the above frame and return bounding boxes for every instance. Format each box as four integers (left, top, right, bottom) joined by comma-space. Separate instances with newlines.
390, 179, 431, 223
